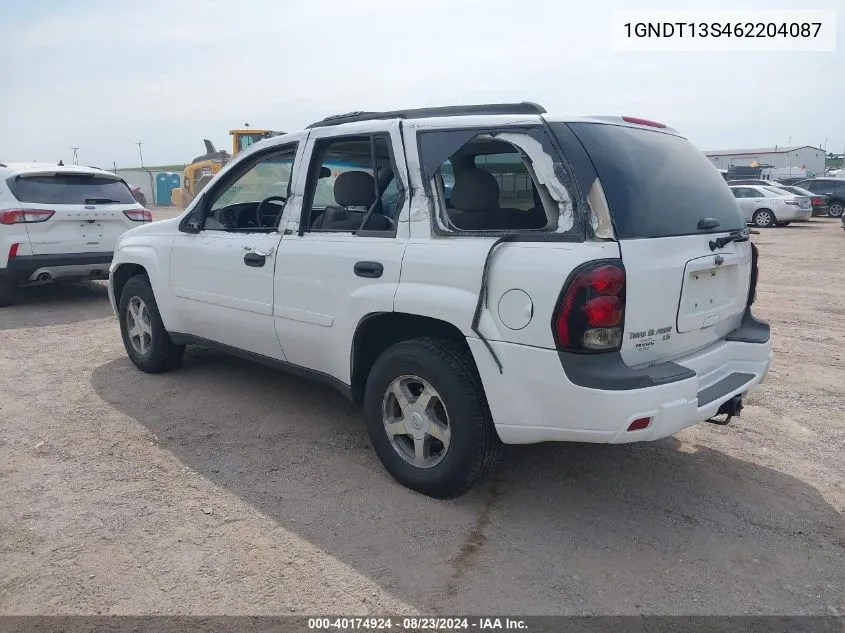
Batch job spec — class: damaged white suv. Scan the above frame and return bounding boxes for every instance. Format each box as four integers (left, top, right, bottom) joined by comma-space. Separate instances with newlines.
108, 103, 772, 498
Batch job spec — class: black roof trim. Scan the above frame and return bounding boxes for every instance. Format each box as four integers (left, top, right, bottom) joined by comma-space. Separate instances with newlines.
306, 102, 547, 129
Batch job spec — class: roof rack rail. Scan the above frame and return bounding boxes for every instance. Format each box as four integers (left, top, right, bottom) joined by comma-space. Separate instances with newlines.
306, 102, 546, 129
0, 163, 6, 168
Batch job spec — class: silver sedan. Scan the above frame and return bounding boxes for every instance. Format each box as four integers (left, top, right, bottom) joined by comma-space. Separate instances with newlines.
729, 185, 813, 228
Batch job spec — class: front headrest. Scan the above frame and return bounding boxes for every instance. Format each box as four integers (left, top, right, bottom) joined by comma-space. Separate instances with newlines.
334, 171, 375, 207
450, 168, 500, 211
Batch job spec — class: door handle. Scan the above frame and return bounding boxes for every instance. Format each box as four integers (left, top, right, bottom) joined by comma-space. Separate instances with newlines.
354, 261, 383, 278
243, 245, 274, 257
244, 252, 266, 267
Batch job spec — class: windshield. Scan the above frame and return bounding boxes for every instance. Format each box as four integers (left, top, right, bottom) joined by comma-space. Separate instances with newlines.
559, 123, 744, 238
238, 134, 265, 152
9, 174, 136, 205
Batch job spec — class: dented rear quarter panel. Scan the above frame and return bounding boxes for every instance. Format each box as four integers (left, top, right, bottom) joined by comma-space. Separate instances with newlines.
398, 116, 622, 350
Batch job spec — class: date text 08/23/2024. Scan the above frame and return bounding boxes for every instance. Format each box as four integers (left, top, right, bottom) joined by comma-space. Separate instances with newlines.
307, 617, 528, 630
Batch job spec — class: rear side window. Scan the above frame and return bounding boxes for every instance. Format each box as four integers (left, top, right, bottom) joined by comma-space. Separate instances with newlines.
9, 174, 136, 205
473, 152, 537, 211
418, 128, 575, 234
561, 123, 745, 239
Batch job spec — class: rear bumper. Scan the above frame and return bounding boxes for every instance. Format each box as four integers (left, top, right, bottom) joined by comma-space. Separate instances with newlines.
471, 309, 773, 445
778, 206, 812, 221
1, 252, 114, 283
812, 205, 829, 216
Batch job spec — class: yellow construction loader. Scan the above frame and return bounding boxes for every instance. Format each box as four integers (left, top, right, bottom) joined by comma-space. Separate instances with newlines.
171, 126, 283, 208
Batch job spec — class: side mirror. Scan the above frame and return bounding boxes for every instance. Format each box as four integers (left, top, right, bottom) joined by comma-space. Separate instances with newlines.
181, 211, 203, 234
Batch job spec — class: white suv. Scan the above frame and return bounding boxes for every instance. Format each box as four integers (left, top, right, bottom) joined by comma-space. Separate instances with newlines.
107, 103, 772, 498
0, 163, 151, 306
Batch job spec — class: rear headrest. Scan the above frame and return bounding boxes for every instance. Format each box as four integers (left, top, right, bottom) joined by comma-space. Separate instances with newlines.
334, 171, 375, 207
450, 168, 500, 211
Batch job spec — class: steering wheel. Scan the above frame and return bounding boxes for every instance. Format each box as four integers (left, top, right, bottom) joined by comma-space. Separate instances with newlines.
255, 195, 288, 228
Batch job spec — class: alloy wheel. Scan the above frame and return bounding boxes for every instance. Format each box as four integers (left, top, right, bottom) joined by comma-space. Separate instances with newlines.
125, 296, 153, 355
382, 375, 451, 469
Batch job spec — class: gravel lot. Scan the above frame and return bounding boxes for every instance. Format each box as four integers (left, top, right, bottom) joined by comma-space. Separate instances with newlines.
1, 217, 843, 616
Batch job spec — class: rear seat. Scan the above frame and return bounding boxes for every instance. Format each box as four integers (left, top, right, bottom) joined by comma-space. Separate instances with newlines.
449, 168, 544, 230
310, 171, 391, 231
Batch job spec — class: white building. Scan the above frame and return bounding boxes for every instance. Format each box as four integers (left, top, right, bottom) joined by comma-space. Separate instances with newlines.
704, 145, 825, 178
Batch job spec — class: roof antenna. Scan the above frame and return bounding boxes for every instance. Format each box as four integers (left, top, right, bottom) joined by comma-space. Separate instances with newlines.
58, 159, 64, 166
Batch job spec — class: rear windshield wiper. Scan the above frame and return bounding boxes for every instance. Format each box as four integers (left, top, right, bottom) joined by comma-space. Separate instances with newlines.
84, 197, 122, 204
709, 229, 749, 251
84, 197, 123, 204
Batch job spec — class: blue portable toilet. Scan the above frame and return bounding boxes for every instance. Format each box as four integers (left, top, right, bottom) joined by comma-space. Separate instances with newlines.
155, 173, 172, 206
168, 172, 181, 192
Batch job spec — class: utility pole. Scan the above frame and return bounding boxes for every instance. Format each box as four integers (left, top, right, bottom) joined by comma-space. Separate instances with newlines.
136, 141, 145, 168
71, 147, 79, 165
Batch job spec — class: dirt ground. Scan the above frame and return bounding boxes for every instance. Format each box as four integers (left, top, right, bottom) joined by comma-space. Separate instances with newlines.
0, 217, 843, 616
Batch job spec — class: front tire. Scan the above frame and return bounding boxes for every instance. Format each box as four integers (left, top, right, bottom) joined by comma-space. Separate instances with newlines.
775, 221, 791, 227
828, 200, 844, 218
363, 337, 499, 499
752, 209, 776, 228
118, 275, 184, 373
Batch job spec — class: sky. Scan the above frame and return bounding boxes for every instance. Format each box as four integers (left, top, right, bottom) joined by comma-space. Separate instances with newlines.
0, 0, 842, 168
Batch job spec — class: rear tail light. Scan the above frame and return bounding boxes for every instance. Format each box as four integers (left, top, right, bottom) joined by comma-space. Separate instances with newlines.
553, 261, 626, 352
812, 196, 822, 206
748, 242, 759, 306
784, 199, 800, 206
0, 209, 55, 225
123, 208, 152, 222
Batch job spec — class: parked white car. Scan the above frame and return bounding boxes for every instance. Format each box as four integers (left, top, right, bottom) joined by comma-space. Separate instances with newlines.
0, 163, 151, 306
729, 184, 813, 228
107, 104, 772, 498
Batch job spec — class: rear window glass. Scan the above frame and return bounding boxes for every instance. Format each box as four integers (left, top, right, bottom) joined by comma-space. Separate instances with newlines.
787, 187, 813, 196
763, 186, 788, 196
562, 123, 745, 239
9, 174, 136, 205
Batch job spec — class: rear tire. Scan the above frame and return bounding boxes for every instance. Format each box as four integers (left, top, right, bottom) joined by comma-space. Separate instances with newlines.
752, 209, 776, 228
0, 277, 17, 307
363, 337, 499, 499
118, 275, 184, 373
828, 200, 844, 218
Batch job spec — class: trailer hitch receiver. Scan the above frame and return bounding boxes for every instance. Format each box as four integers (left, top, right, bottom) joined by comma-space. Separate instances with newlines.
706, 395, 744, 426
